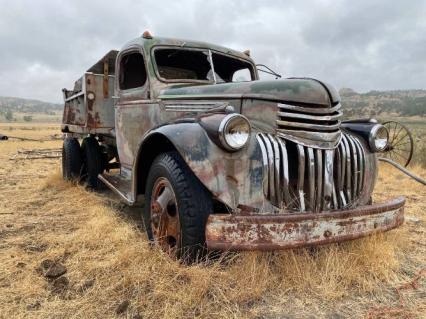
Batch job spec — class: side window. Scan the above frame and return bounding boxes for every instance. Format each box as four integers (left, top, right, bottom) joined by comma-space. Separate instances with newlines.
232, 68, 251, 82
119, 52, 147, 90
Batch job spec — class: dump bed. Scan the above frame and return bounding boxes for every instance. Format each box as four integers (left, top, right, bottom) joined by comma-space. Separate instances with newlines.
62, 50, 118, 136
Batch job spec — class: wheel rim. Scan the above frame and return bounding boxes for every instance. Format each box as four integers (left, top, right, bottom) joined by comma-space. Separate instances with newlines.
382, 121, 414, 167
150, 177, 181, 256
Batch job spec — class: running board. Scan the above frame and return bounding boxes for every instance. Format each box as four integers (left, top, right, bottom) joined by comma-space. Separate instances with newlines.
98, 173, 135, 205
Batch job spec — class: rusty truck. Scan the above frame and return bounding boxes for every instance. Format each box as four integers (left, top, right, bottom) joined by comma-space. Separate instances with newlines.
61, 31, 405, 261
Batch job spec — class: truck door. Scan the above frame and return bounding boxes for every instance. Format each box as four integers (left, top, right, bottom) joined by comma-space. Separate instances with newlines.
115, 48, 158, 169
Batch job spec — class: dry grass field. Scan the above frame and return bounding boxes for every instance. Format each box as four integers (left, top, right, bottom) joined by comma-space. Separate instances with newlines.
0, 123, 425, 319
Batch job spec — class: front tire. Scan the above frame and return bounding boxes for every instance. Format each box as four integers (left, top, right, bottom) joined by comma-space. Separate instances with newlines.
144, 152, 213, 262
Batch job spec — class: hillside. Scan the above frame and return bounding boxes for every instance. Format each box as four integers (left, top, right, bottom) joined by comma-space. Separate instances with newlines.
0, 96, 62, 122
340, 88, 426, 118
0, 96, 61, 114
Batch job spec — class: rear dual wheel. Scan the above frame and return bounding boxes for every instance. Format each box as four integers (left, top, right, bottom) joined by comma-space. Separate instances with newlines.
62, 137, 82, 181
143, 152, 213, 262
62, 136, 103, 188
80, 137, 104, 188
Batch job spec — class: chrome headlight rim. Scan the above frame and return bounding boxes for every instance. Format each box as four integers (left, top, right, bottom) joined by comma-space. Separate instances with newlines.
218, 113, 251, 151
368, 124, 389, 152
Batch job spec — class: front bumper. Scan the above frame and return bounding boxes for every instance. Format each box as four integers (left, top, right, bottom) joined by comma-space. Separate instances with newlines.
206, 197, 405, 251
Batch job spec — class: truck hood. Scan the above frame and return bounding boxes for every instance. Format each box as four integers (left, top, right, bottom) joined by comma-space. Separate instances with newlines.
158, 78, 340, 106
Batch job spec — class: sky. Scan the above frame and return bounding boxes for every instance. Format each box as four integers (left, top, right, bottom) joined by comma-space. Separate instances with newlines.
0, 0, 425, 103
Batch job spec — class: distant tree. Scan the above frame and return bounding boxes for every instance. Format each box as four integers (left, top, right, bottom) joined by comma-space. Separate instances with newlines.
23, 115, 33, 122
5, 110, 13, 121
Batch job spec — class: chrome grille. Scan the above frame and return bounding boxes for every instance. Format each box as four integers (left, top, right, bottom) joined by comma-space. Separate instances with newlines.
257, 133, 366, 212
276, 103, 343, 148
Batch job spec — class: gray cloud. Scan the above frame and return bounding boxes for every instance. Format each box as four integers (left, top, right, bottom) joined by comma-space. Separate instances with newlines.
0, 0, 425, 102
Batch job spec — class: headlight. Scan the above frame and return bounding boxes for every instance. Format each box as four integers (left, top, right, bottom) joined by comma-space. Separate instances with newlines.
218, 114, 251, 151
369, 124, 388, 152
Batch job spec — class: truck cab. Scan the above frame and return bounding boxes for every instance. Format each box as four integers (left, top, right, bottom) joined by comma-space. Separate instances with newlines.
61, 32, 404, 262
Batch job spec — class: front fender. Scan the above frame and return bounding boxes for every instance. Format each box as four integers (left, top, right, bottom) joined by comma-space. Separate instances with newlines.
148, 122, 264, 211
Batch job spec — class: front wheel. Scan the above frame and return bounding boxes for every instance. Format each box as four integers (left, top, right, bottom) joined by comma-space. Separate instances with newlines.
143, 152, 213, 263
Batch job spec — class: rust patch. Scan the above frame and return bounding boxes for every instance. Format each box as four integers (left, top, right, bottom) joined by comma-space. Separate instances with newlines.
206, 197, 405, 251
86, 112, 94, 127
87, 98, 94, 111
103, 57, 109, 98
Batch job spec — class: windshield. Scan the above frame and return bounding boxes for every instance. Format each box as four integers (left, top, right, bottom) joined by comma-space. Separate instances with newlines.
154, 47, 255, 83
155, 48, 211, 81
211, 52, 254, 83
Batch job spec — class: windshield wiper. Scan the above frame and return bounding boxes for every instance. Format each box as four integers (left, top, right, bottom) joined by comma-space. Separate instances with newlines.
256, 64, 282, 79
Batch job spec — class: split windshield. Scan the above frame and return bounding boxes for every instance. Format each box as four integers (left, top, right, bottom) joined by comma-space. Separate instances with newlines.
154, 48, 254, 83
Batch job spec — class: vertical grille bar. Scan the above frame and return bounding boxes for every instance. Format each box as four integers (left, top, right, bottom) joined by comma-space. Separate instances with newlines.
276, 138, 291, 205
296, 144, 306, 212
335, 147, 343, 208
260, 133, 276, 205
332, 183, 338, 209
323, 149, 334, 210
353, 138, 365, 192
347, 135, 359, 198
315, 149, 323, 212
342, 135, 352, 201
307, 148, 316, 211
268, 134, 282, 206
338, 141, 347, 207
256, 134, 269, 199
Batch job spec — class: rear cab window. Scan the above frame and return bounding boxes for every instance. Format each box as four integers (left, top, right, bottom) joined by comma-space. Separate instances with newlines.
119, 52, 147, 90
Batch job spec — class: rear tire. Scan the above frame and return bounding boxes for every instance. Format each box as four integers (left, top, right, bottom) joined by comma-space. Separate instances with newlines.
144, 152, 213, 263
62, 137, 82, 181
81, 137, 104, 188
